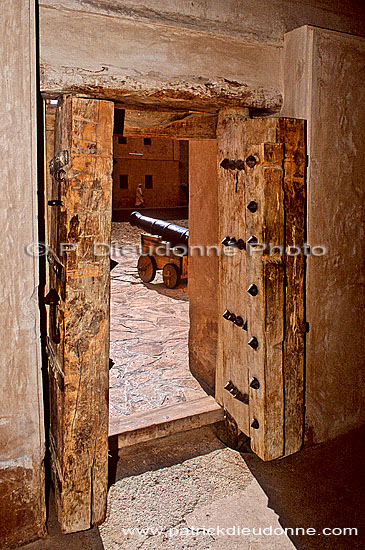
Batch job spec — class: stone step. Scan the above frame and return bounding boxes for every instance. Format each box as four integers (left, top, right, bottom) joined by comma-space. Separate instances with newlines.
109, 395, 224, 449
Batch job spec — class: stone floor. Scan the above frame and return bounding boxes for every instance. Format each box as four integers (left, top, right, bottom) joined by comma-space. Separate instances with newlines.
109, 221, 206, 423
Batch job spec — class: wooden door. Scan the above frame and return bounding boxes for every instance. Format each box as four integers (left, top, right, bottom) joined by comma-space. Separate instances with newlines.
216, 110, 306, 461
45, 96, 114, 532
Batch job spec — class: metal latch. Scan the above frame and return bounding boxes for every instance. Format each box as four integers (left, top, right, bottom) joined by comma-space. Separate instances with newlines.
49, 150, 70, 182
48, 199, 63, 207
44, 288, 60, 344
224, 380, 249, 404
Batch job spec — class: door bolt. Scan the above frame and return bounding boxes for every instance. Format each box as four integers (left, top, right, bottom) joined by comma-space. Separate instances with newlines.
234, 316, 244, 327
248, 336, 259, 349
236, 239, 246, 250
247, 235, 258, 245
223, 310, 231, 320
246, 155, 257, 168
48, 199, 63, 207
250, 377, 260, 390
251, 418, 260, 429
247, 284, 258, 296
247, 201, 258, 212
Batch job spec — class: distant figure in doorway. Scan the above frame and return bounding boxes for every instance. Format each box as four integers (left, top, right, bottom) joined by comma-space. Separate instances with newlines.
180, 183, 189, 204
135, 184, 145, 207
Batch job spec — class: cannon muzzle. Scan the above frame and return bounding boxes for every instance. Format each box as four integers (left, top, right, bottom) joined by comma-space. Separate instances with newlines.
130, 211, 189, 248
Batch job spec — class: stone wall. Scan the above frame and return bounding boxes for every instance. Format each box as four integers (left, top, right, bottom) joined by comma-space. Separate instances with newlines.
0, 1, 46, 547
281, 26, 365, 444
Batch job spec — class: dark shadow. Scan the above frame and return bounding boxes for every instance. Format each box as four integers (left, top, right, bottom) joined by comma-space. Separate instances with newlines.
108, 437, 120, 487
20, 490, 105, 550
241, 425, 365, 549
35, 0, 52, 526
143, 279, 189, 301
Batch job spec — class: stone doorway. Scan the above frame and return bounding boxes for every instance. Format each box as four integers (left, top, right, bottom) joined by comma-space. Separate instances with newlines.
108, 130, 222, 442
45, 100, 222, 454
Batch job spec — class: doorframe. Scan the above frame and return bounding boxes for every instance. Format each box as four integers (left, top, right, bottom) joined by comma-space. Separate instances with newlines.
42, 94, 227, 465
41, 92, 303, 508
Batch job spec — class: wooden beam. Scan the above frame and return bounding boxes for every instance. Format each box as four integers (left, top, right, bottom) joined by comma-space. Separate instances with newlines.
122, 111, 218, 140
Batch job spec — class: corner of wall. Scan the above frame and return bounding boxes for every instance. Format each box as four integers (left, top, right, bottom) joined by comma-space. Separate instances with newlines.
282, 25, 365, 445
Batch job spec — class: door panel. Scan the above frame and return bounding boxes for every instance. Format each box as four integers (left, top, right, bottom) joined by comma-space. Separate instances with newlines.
216, 113, 306, 461
45, 96, 114, 532
216, 109, 251, 435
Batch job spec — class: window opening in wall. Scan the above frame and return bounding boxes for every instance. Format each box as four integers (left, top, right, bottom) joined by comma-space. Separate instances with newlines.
119, 174, 128, 189
145, 174, 153, 189
118, 136, 127, 144
114, 108, 125, 135
144, 137, 152, 145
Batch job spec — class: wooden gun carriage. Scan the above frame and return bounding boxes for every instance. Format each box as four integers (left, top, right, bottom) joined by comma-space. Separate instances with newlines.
130, 211, 188, 289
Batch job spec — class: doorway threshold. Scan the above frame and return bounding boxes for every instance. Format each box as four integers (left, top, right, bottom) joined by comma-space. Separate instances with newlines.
108, 395, 223, 449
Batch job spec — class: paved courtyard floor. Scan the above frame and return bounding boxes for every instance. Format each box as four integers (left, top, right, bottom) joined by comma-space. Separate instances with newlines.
109, 221, 206, 423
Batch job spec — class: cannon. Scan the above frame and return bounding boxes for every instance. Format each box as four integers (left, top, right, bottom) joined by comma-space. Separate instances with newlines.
130, 211, 189, 288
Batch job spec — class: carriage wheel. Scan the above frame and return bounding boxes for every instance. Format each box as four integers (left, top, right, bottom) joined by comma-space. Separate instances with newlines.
162, 263, 181, 289
137, 255, 157, 283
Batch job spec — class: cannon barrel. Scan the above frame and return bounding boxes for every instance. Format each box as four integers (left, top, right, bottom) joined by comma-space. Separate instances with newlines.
130, 211, 189, 247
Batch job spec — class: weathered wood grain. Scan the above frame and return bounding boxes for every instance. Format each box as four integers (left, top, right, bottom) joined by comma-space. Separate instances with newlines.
122, 111, 217, 140
216, 107, 251, 436
278, 118, 306, 456
245, 147, 285, 461
216, 115, 306, 461
46, 96, 113, 532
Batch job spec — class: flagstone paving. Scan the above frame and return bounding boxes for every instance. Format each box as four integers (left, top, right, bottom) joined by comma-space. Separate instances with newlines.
109, 221, 206, 423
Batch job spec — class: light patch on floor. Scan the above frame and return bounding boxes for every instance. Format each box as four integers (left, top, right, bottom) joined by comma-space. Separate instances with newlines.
100, 427, 252, 549
99, 427, 294, 550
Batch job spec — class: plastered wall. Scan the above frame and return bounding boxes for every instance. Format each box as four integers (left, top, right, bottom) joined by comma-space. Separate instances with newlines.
281, 26, 365, 444
188, 141, 218, 393
0, 1, 46, 547
39, 0, 365, 45
113, 137, 181, 209
38, 0, 365, 109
